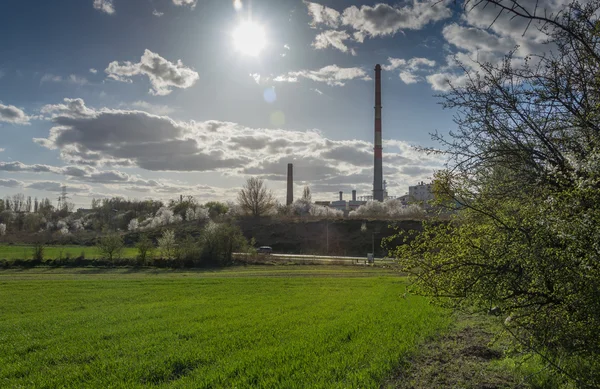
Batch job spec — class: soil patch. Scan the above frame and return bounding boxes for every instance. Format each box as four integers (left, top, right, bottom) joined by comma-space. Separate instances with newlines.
386, 315, 528, 389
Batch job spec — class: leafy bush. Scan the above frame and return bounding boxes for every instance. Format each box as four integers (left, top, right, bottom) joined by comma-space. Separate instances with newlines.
32, 243, 44, 261
200, 221, 247, 265
175, 235, 202, 265
136, 235, 154, 263
97, 233, 124, 261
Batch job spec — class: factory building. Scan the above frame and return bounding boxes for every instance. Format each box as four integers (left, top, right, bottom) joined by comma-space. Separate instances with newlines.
408, 181, 434, 203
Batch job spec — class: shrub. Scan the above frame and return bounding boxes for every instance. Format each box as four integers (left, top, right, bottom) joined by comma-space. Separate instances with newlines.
97, 233, 124, 261
200, 221, 248, 265
32, 243, 45, 261
136, 235, 154, 263
0, 223, 5, 236
175, 235, 201, 265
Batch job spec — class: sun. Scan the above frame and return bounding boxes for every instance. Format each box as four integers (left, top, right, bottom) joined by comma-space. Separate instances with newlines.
232, 21, 266, 57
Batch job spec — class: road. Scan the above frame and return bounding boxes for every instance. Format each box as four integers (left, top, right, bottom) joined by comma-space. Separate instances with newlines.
233, 252, 396, 265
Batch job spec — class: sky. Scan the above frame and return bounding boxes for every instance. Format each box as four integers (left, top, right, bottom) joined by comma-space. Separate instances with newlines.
0, 0, 565, 207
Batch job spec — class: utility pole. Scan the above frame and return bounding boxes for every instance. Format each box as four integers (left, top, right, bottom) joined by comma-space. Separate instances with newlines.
326, 208, 329, 254
372, 231, 379, 258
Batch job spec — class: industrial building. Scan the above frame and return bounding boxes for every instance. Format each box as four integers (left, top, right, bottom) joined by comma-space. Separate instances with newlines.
408, 181, 434, 203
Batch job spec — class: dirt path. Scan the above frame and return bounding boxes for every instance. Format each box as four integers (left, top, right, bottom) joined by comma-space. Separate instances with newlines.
386, 315, 530, 389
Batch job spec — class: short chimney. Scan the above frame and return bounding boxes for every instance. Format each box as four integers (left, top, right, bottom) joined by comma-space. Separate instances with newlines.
339, 191, 343, 201
352, 190, 356, 202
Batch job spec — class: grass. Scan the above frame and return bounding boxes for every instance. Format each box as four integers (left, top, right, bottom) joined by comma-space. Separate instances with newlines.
0, 244, 137, 260
0, 267, 450, 388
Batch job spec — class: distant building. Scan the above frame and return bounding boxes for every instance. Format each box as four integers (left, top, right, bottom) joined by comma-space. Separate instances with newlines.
408, 181, 434, 203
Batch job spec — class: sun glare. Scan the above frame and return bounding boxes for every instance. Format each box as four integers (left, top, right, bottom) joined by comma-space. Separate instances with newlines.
232, 21, 266, 57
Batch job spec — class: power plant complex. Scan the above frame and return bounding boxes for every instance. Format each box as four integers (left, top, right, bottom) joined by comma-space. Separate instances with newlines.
284, 64, 431, 209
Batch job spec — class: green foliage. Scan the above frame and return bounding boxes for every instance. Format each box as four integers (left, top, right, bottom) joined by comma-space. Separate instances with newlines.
136, 235, 154, 264
0, 269, 450, 388
0, 245, 137, 260
204, 201, 228, 217
386, 2, 600, 386
157, 229, 176, 260
247, 237, 258, 256
175, 235, 201, 264
32, 243, 45, 261
97, 233, 124, 261
200, 222, 247, 265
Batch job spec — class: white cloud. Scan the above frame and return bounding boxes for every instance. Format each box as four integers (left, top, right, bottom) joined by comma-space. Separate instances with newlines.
305, 1, 451, 54
125, 101, 176, 116
93, 0, 115, 14
172, 0, 196, 9
273, 75, 298, 83
0, 148, 4, 152
89, 68, 98, 74
382, 57, 436, 84
425, 72, 470, 91
105, 49, 199, 96
0, 179, 23, 188
26, 181, 91, 193
33, 98, 443, 196
153, 10, 164, 17
312, 88, 323, 95
426, 1, 568, 92
312, 30, 355, 54
250, 73, 261, 84
0, 161, 188, 192
341, 1, 451, 39
304, 1, 341, 28
276, 64, 371, 87
399, 71, 419, 84
0, 103, 30, 125
41, 74, 89, 86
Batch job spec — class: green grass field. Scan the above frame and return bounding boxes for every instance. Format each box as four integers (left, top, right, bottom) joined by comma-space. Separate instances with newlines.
0, 244, 138, 260
0, 267, 450, 388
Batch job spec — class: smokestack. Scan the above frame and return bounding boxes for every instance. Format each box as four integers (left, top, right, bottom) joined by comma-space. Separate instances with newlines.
287, 163, 293, 205
339, 191, 343, 201
373, 64, 384, 202
352, 190, 356, 202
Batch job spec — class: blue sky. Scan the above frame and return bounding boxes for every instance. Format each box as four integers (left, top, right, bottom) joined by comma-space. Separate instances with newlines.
0, 0, 556, 206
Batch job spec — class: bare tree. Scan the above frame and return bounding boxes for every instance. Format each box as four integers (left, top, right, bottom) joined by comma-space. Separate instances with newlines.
237, 177, 276, 217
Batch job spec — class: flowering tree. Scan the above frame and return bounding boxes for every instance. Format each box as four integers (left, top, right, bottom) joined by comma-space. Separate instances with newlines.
389, 1, 600, 385
349, 200, 424, 219
185, 206, 209, 222
128, 218, 139, 232
0, 223, 6, 236
158, 229, 176, 260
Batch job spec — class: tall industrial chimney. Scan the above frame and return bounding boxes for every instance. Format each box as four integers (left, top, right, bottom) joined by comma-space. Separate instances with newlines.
373, 64, 384, 202
339, 191, 343, 201
352, 190, 357, 202
287, 163, 293, 205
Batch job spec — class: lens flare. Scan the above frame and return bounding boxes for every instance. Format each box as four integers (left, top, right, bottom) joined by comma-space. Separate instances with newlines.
233, 0, 242, 11
263, 88, 276, 103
